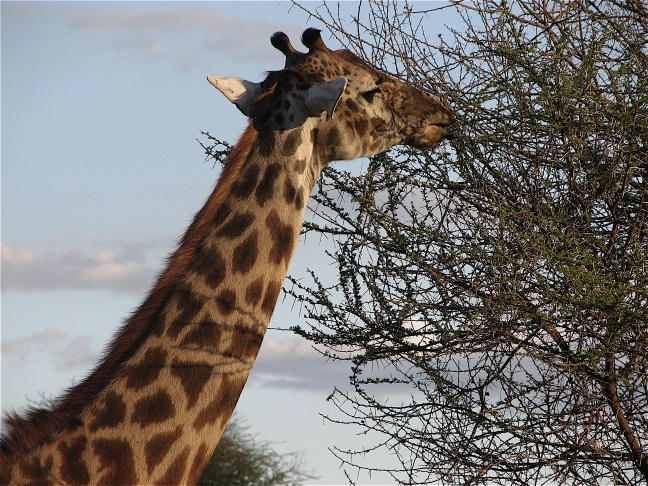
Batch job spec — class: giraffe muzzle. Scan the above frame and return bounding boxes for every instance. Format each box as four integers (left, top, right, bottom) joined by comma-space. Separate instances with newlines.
411, 125, 456, 149
443, 130, 459, 140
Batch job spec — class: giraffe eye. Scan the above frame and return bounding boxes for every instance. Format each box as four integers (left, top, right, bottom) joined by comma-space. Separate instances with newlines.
361, 87, 381, 103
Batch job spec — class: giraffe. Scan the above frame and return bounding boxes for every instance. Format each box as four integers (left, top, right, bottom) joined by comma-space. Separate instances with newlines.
0, 28, 453, 485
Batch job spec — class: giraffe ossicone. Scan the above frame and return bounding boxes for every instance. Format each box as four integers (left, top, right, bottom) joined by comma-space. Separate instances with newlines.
0, 27, 453, 485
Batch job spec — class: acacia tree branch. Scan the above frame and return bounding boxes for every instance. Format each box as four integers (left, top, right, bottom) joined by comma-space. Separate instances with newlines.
605, 353, 648, 480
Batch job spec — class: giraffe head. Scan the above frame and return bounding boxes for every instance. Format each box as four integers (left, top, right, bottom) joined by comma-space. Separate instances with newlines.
208, 28, 454, 163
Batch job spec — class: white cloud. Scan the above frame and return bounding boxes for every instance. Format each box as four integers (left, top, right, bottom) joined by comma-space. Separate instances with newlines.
2, 3, 61, 19
59, 335, 97, 370
68, 9, 233, 34
67, 7, 296, 65
1, 244, 156, 294
252, 335, 351, 392
148, 41, 169, 59
1, 327, 96, 372
252, 334, 424, 398
5, 3, 302, 68
112, 34, 170, 59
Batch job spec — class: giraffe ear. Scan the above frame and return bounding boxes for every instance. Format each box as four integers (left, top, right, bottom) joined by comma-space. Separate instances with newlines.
207, 76, 261, 116
304, 76, 347, 119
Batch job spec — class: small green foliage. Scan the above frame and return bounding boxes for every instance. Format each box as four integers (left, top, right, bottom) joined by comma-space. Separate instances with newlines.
196, 415, 315, 486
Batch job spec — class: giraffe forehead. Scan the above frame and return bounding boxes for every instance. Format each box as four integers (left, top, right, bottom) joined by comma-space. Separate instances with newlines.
296, 49, 379, 83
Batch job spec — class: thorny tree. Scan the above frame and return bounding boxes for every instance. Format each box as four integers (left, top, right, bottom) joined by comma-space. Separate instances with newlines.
196, 415, 314, 486
286, 0, 648, 484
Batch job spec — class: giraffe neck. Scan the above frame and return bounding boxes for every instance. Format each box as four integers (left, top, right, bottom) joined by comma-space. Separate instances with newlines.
0, 121, 320, 485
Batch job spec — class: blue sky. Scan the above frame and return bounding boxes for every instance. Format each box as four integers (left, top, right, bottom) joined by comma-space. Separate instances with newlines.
2, 2, 456, 483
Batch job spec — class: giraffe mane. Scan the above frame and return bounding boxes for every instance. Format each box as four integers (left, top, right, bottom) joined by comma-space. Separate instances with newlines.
0, 104, 269, 461
249, 83, 277, 122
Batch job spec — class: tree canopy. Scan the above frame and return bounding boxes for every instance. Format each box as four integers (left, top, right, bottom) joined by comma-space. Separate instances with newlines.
288, 0, 648, 484
197, 414, 313, 486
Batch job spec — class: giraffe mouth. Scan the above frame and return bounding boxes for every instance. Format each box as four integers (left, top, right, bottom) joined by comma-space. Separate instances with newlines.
410, 125, 457, 149
443, 129, 459, 140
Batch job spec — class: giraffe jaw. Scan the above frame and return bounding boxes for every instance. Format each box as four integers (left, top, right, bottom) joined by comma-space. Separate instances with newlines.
410, 125, 456, 149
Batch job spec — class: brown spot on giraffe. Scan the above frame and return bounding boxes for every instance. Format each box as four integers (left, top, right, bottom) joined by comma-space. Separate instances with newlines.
158, 445, 191, 485
310, 127, 319, 144
18, 455, 53, 484
262, 280, 283, 317
193, 375, 243, 432
187, 245, 227, 288
210, 202, 232, 228
354, 117, 369, 135
294, 191, 305, 210
58, 436, 90, 485
215, 288, 237, 315
233, 230, 259, 273
180, 319, 222, 348
255, 163, 281, 206
131, 390, 175, 427
325, 126, 341, 147
88, 390, 126, 431
230, 164, 261, 199
170, 360, 213, 409
345, 98, 358, 112
294, 158, 307, 173
266, 209, 296, 265
164, 286, 204, 339
284, 179, 298, 205
144, 425, 182, 476
186, 443, 210, 485
282, 130, 302, 156
216, 211, 255, 239
245, 277, 265, 307
257, 130, 276, 157
92, 438, 137, 485
225, 323, 265, 360
123, 347, 168, 390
